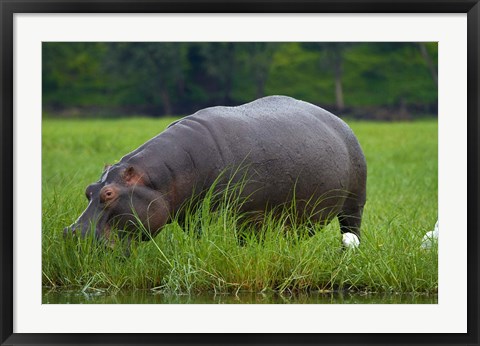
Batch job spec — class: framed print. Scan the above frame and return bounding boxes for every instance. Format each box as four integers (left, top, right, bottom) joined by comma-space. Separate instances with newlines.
1, 1, 479, 345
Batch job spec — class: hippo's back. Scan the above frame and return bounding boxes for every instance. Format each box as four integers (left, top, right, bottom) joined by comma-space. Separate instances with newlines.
166, 96, 366, 217
176, 96, 357, 166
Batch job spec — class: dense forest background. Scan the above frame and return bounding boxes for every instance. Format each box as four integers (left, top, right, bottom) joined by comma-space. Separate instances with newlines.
43, 42, 438, 120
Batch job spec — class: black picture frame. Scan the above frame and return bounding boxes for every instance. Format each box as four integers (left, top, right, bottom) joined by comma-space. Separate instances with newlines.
1, 1, 479, 345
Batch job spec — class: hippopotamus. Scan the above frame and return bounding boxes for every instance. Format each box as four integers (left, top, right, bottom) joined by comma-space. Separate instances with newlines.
64, 96, 367, 248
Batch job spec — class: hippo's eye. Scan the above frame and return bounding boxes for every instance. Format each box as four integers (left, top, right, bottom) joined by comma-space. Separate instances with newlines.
100, 186, 117, 203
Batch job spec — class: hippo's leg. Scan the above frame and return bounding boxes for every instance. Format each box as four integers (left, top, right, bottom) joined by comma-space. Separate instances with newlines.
338, 204, 364, 239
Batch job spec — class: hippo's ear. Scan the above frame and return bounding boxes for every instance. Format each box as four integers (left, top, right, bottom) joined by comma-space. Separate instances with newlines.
122, 166, 148, 186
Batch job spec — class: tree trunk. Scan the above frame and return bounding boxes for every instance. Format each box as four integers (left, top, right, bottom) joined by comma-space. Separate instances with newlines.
255, 74, 267, 99
223, 43, 235, 104
160, 86, 172, 115
333, 57, 344, 111
418, 43, 438, 86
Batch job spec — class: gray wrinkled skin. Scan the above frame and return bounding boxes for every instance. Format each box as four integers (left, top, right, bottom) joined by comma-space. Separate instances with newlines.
64, 96, 367, 245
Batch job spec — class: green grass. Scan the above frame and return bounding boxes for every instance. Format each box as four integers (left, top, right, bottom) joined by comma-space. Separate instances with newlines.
42, 117, 438, 294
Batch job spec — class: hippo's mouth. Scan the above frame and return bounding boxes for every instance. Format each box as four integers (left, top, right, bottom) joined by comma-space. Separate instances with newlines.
102, 223, 116, 248
102, 222, 132, 250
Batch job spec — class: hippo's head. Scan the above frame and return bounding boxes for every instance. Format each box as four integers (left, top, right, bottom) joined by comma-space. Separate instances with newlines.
64, 164, 170, 245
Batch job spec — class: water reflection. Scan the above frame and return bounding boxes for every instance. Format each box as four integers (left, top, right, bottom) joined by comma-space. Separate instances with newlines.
43, 287, 437, 304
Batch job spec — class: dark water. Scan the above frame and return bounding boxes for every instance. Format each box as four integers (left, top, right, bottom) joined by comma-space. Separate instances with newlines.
43, 287, 437, 304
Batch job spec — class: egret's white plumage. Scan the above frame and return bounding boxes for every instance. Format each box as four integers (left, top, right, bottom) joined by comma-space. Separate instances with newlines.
342, 232, 360, 249
421, 221, 438, 249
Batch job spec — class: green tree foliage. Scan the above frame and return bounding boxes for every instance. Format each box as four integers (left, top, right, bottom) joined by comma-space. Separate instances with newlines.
43, 43, 109, 107
302, 42, 353, 111
42, 42, 438, 119
104, 43, 189, 115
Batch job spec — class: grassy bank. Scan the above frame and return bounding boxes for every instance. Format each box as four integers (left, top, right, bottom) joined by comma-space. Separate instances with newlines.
42, 117, 438, 294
